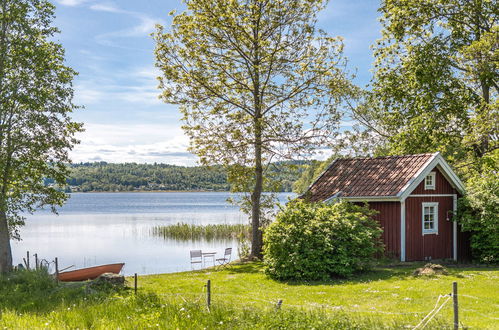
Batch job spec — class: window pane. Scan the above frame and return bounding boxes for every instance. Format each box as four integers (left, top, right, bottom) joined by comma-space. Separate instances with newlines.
423, 205, 437, 232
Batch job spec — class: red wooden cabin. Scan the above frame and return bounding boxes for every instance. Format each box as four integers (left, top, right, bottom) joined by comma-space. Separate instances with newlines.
304, 152, 471, 262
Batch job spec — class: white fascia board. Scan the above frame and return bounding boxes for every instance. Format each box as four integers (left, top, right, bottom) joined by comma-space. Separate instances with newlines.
435, 158, 466, 194
397, 152, 465, 200
397, 153, 439, 201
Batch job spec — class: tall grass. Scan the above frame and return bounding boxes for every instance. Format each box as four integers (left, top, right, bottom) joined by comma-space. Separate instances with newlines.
151, 223, 251, 241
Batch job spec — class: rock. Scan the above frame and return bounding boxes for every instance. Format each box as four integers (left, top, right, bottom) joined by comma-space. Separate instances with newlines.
94, 272, 125, 286
413, 263, 448, 276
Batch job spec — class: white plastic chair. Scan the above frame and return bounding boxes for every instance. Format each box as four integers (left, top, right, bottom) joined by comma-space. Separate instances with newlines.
216, 248, 232, 269
190, 250, 202, 269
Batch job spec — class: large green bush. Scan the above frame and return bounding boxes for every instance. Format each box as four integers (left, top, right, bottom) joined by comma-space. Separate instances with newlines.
263, 200, 383, 281
457, 153, 499, 263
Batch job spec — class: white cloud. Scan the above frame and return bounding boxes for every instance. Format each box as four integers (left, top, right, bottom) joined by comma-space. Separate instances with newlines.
70, 123, 197, 165
89, 3, 165, 46
73, 65, 162, 106
56, 0, 89, 6
89, 3, 121, 13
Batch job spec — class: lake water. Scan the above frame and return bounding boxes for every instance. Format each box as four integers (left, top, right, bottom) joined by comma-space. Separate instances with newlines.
11, 192, 295, 275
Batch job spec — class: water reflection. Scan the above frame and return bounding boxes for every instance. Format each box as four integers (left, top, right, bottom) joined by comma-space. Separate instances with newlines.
11, 192, 294, 275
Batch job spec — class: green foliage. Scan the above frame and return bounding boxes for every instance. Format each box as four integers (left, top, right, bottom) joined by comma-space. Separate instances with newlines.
1, 262, 497, 328
263, 200, 383, 280
67, 162, 229, 192
347, 0, 497, 165
457, 150, 499, 263
0, 0, 82, 271
151, 223, 250, 242
0, 268, 113, 313
339, 0, 497, 262
64, 161, 304, 192
292, 157, 334, 194
154, 0, 352, 257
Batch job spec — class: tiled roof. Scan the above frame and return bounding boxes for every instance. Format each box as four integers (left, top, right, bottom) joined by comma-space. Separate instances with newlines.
305, 153, 435, 202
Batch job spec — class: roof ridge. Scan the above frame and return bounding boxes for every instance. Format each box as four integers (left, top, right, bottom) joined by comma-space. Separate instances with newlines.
337, 153, 435, 161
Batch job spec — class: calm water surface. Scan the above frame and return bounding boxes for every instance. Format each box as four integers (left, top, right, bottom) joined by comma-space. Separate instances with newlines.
11, 192, 294, 275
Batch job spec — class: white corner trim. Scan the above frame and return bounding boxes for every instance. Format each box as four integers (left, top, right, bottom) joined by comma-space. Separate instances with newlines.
453, 194, 458, 261
400, 200, 406, 262
422, 202, 439, 235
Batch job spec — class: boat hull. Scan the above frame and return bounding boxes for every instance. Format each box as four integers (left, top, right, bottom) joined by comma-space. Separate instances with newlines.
57, 263, 125, 282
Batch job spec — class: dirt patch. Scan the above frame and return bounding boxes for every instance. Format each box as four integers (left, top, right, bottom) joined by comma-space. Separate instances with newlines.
413, 263, 448, 276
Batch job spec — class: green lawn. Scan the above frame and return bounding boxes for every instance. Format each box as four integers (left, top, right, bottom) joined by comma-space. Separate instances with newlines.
0, 262, 498, 329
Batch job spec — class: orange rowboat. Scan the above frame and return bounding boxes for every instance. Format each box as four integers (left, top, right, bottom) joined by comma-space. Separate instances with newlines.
57, 263, 125, 282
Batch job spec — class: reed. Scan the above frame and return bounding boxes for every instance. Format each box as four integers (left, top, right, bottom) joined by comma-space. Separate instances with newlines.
151, 223, 251, 241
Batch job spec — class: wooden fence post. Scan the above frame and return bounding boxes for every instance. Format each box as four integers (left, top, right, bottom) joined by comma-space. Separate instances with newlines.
55, 257, 59, 281
206, 280, 211, 310
134, 273, 138, 294
34, 253, 38, 270
26, 251, 30, 269
453, 282, 459, 329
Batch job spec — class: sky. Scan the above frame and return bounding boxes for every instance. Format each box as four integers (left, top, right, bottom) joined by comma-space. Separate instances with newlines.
52, 0, 382, 166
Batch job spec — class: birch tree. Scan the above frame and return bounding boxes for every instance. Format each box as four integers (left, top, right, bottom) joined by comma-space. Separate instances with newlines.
0, 0, 82, 272
155, 0, 351, 257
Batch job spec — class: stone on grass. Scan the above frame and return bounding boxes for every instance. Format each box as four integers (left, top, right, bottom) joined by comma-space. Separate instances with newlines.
413, 263, 448, 276
94, 272, 125, 286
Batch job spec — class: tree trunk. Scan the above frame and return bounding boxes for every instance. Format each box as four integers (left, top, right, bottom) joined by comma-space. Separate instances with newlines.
250, 118, 263, 259
250, 1, 263, 259
0, 210, 12, 273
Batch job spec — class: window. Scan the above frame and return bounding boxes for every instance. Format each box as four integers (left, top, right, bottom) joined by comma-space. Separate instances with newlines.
422, 202, 438, 234
425, 172, 436, 190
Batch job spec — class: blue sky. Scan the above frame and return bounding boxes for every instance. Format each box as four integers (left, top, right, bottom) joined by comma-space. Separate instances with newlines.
53, 0, 381, 165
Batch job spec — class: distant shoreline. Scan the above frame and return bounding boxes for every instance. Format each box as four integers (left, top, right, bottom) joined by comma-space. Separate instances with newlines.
68, 189, 230, 193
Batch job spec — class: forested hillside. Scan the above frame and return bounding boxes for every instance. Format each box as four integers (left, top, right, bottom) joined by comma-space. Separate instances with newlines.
55, 162, 306, 192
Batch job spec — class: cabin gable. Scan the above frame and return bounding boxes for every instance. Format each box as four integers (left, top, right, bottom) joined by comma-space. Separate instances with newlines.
409, 166, 457, 195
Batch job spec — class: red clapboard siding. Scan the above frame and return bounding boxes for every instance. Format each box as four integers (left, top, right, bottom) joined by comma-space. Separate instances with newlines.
411, 166, 456, 195
405, 196, 454, 261
368, 202, 400, 258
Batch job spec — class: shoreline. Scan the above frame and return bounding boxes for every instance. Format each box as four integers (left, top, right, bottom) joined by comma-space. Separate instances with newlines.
68, 190, 294, 194
68, 189, 231, 193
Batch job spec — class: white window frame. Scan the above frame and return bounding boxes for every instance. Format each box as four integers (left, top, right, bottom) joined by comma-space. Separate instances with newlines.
424, 172, 436, 190
422, 202, 439, 235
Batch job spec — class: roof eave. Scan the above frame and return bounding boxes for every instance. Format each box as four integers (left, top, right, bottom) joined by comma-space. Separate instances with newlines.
341, 196, 401, 202
397, 152, 465, 200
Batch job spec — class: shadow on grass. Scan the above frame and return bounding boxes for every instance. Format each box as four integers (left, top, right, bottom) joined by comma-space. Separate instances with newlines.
224, 260, 263, 274
279, 267, 416, 287
0, 268, 127, 315
224, 260, 495, 286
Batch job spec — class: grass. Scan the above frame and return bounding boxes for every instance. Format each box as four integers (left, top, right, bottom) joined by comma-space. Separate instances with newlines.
151, 223, 251, 241
0, 262, 498, 329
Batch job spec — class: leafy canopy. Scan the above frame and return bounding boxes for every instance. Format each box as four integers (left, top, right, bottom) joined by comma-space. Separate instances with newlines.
154, 0, 352, 256
0, 0, 82, 271
347, 0, 497, 166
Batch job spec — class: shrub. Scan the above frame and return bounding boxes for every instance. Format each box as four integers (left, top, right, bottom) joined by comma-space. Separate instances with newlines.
263, 200, 383, 280
457, 157, 499, 263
